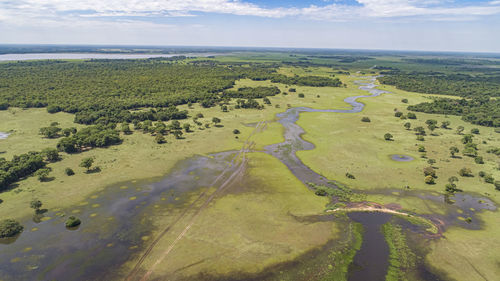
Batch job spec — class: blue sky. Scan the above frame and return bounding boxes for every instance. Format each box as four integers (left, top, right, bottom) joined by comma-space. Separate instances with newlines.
1, 0, 499, 52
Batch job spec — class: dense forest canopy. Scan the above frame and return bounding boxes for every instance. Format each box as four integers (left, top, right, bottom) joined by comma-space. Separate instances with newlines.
0, 59, 342, 124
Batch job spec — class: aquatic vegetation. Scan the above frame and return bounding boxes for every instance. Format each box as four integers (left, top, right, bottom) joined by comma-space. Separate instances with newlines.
382, 222, 417, 281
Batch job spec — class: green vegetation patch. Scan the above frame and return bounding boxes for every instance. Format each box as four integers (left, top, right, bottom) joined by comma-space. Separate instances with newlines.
382, 222, 417, 281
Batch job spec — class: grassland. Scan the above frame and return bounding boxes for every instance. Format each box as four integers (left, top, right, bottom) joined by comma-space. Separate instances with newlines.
123, 152, 339, 280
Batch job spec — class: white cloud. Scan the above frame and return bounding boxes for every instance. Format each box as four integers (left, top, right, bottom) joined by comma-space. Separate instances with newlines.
0, 0, 499, 28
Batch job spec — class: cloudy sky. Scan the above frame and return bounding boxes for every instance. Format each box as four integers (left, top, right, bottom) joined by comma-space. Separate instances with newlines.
1, 0, 500, 52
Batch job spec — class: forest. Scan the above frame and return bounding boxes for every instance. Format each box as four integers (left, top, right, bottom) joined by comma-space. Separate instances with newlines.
378, 72, 500, 127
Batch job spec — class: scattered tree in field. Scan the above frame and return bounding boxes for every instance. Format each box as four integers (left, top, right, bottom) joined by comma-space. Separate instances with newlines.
425, 176, 435, 184
456, 126, 464, 135
479, 171, 486, 178
196, 113, 204, 119
65, 216, 81, 228
42, 148, 60, 162
212, 117, 221, 126
417, 135, 425, 141
427, 159, 436, 166
35, 168, 50, 182
404, 122, 411, 130
448, 176, 459, 184
462, 134, 473, 144
39, 126, 62, 139
233, 129, 240, 134
384, 133, 393, 141
155, 134, 166, 144
263, 97, 271, 105
298, 93, 305, 98
401, 98, 408, 103
395, 111, 403, 118
182, 123, 191, 132
30, 199, 42, 213
449, 146, 459, 157
459, 167, 473, 177
407, 112, 417, 119
289, 88, 296, 92
62, 128, 72, 137
484, 174, 495, 184
445, 183, 462, 193
494, 181, 500, 191
80, 157, 94, 172
423, 167, 436, 178
220, 105, 228, 112
65, 167, 75, 176
474, 156, 484, 164
399, 114, 407, 120
345, 172, 355, 179
471, 128, 480, 134
0, 219, 24, 238
414, 126, 426, 136
425, 119, 437, 126
418, 145, 426, 152
361, 117, 371, 122
463, 146, 478, 157
172, 130, 183, 139
428, 124, 437, 134
440, 121, 450, 129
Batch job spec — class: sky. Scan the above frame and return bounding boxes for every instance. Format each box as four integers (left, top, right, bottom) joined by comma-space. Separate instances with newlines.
1, 0, 500, 52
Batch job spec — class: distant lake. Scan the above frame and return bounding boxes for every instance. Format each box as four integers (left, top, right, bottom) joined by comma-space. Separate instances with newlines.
0, 53, 217, 61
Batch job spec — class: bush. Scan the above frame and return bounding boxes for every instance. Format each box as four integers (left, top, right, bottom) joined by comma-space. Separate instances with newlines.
471, 128, 480, 134
232, 129, 240, 134
407, 112, 417, 119
417, 135, 425, 141
494, 181, 500, 191
361, 117, 371, 122
395, 112, 403, 117
423, 167, 436, 177
424, 176, 435, 184
0, 219, 24, 238
384, 133, 393, 141
484, 174, 495, 184
479, 171, 486, 177
345, 172, 355, 179
401, 98, 408, 103
459, 167, 473, 177
298, 93, 305, 98
474, 156, 484, 164
65, 167, 75, 176
65, 216, 81, 228
418, 145, 426, 152
155, 135, 166, 144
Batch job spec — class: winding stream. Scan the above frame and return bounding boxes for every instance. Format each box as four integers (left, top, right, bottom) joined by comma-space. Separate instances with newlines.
0, 76, 496, 280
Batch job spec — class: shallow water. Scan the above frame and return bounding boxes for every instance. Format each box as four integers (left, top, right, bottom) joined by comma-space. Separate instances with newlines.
0, 132, 10, 139
390, 154, 414, 162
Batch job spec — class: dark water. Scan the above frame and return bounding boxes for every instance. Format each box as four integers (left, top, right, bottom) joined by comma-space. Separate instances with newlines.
348, 212, 392, 281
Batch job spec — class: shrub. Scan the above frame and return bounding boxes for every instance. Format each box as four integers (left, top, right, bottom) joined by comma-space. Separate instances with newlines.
65, 168, 75, 176
417, 135, 425, 141
423, 167, 436, 178
494, 181, 500, 191
361, 117, 371, 122
0, 219, 24, 238
345, 172, 355, 179
289, 88, 296, 92
484, 174, 495, 184
401, 98, 408, 103
394, 112, 403, 117
155, 135, 166, 144
232, 129, 240, 134
478, 171, 486, 177
471, 128, 480, 134
474, 156, 484, 164
424, 176, 435, 184
407, 112, 417, 119
384, 133, 393, 141
418, 145, 426, 152
298, 93, 305, 98
65, 216, 81, 228
459, 167, 473, 177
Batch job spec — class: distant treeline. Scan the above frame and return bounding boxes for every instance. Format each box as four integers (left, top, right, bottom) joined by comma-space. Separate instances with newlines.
0, 152, 45, 191
223, 86, 281, 99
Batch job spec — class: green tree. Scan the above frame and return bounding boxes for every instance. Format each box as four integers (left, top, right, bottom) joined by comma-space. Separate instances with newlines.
425, 176, 435, 184
440, 121, 450, 129
474, 156, 484, 164
427, 159, 436, 166
80, 157, 94, 172
65, 167, 75, 176
65, 216, 81, 228
384, 133, 393, 141
35, 168, 50, 182
395, 111, 403, 117
42, 148, 60, 162
401, 98, 408, 103
155, 134, 166, 144
404, 122, 411, 130
172, 130, 183, 139
121, 123, 132, 135
423, 167, 436, 178
407, 112, 417, 119
361, 117, 371, 122
233, 129, 240, 134
212, 117, 221, 126
449, 146, 459, 157
456, 126, 464, 135
470, 128, 480, 134
182, 123, 191, 132
462, 134, 473, 144
0, 219, 24, 238
459, 167, 473, 177
30, 199, 42, 212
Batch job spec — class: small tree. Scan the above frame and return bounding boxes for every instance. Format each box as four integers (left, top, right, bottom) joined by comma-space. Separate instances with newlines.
404, 122, 411, 130
182, 123, 191, 132
42, 148, 60, 162
361, 117, 371, 122
384, 133, 393, 141
484, 174, 495, 184
35, 168, 50, 182
401, 98, 408, 103
30, 199, 42, 213
427, 159, 436, 166
80, 157, 94, 172
121, 123, 132, 135
462, 134, 473, 144
65, 167, 75, 176
417, 135, 425, 141
212, 117, 221, 126
155, 134, 166, 144
414, 126, 426, 136
459, 167, 473, 177
456, 126, 464, 135
441, 121, 450, 129
449, 146, 459, 157
425, 176, 435, 184
448, 176, 459, 184
65, 216, 81, 228
494, 181, 500, 191
418, 145, 426, 152
172, 130, 183, 139
471, 128, 480, 134
233, 129, 241, 134
423, 167, 436, 178
407, 112, 417, 119
474, 156, 484, 164
0, 219, 24, 238
394, 112, 403, 118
